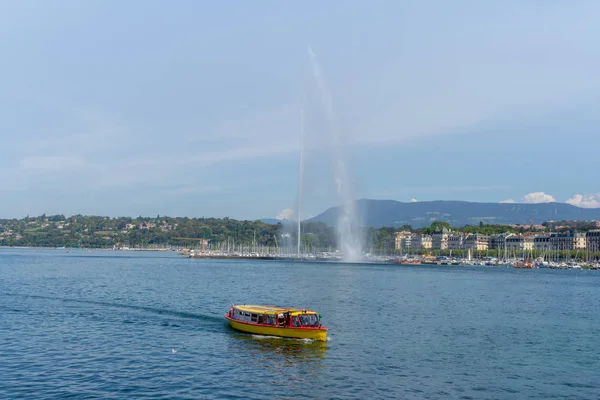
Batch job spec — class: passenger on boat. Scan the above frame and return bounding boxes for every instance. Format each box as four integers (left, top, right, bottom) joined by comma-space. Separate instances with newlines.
300, 314, 313, 326
299, 314, 307, 326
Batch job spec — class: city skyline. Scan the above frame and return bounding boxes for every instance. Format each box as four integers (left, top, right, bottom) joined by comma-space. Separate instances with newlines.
2, 1, 600, 220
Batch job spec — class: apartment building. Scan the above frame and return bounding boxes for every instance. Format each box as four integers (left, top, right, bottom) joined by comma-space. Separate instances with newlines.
534, 235, 552, 251
550, 231, 586, 251
447, 233, 464, 250
505, 234, 523, 251
394, 231, 412, 251
489, 233, 510, 250
432, 227, 449, 250
411, 234, 433, 250
463, 233, 490, 251
587, 230, 600, 252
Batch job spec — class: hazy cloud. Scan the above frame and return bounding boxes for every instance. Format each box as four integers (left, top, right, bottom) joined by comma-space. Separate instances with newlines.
276, 208, 295, 221
521, 192, 557, 204
500, 199, 516, 204
565, 193, 600, 208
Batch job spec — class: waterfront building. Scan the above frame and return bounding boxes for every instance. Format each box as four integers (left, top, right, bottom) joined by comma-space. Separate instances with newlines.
411, 234, 432, 250
394, 231, 412, 251
447, 233, 464, 250
464, 233, 490, 251
489, 233, 510, 250
422, 235, 433, 250
432, 227, 449, 250
505, 234, 523, 251
522, 233, 536, 251
550, 231, 586, 251
534, 235, 552, 251
574, 232, 586, 249
586, 230, 600, 252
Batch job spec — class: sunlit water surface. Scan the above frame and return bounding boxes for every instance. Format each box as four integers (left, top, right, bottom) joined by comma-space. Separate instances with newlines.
1, 249, 598, 399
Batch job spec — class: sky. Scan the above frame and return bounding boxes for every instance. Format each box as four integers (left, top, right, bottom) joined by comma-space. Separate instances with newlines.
1, 1, 600, 220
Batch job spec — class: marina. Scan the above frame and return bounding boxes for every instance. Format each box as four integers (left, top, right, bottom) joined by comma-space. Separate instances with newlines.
183, 248, 600, 269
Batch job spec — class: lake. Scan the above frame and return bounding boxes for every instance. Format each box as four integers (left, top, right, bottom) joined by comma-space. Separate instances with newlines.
1, 248, 598, 399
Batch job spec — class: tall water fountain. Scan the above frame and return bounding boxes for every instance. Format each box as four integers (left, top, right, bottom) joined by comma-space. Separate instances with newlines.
299, 47, 363, 262
296, 109, 305, 257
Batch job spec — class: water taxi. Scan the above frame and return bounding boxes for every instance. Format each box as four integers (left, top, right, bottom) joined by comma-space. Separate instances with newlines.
225, 304, 328, 341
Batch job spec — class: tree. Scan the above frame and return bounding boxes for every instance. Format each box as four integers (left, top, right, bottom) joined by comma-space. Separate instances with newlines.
422, 221, 451, 234
301, 233, 320, 252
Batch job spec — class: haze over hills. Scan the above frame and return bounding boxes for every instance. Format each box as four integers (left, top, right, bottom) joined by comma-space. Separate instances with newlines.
303, 200, 600, 228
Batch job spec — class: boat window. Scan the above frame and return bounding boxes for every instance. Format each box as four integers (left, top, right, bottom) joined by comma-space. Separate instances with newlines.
251, 313, 257, 322
266, 315, 274, 325
299, 314, 319, 326
292, 316, 300, 327
236, 311, 252, 322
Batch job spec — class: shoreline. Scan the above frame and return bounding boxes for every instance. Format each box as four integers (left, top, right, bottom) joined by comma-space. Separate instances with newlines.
2, 247, 598, 269
0, 246, 179, 252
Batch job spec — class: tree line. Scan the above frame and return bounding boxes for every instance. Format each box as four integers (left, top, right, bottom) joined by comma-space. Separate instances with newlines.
1, 215, 596, 251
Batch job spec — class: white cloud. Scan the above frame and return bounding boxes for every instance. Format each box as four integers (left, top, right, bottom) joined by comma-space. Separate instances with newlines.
521, 192, 556, 203
565, 193, 600, 208
276, 208, 295, 221
502, 193, 600, 207
409, 198, 418, 202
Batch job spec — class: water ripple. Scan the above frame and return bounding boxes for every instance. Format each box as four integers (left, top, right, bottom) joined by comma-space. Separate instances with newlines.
0, 249, 599, 399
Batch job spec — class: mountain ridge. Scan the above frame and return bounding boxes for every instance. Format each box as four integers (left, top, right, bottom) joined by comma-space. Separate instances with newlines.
306, 199, 600, 228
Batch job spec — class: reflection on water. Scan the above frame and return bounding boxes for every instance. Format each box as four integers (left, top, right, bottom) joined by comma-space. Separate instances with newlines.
227, 329, 327, 389
229, 329, 327, 360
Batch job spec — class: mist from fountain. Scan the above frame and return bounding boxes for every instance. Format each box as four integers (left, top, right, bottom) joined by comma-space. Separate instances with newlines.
296, 109, 305, 257
306, 47, 364, 262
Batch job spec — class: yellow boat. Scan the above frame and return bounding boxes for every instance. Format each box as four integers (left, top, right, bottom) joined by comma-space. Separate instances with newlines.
225, 304, 328, 341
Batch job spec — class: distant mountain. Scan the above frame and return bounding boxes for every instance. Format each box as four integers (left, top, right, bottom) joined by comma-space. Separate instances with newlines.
308, 199, 600, 228
259, 218, 282, 224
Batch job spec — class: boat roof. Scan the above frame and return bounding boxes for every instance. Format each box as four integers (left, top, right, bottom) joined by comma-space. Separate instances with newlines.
234, 304, 318, 315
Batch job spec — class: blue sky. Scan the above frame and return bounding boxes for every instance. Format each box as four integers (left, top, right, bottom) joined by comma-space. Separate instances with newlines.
1, 1, 600, 220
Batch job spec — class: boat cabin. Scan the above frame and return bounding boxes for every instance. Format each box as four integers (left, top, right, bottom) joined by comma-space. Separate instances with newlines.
229, 305, 321, 328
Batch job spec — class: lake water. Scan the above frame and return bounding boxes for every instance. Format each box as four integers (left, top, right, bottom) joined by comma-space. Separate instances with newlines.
1, 248, 599, 399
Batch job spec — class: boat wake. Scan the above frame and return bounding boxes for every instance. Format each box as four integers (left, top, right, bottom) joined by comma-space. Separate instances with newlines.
251, 334, 282, 339
2, 292, 224, 327
250, 334, 316, 343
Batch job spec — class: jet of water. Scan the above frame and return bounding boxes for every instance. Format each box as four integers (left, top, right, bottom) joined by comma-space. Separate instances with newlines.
306, 46, 363, 262
297, 108, 305, 257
